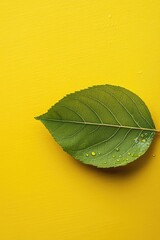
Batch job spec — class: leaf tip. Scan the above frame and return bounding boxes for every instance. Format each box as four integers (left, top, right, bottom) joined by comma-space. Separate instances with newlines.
34, 116, 41, 121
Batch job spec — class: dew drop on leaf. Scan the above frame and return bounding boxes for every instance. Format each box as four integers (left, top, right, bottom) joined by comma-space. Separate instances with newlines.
91, 152, 96, 156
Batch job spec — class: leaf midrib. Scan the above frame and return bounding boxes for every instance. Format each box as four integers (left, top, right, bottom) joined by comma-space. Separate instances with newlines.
36, 117, 158, 132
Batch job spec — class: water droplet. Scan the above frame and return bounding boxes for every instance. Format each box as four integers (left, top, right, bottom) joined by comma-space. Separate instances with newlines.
98, 153, 101, 155
91, 152, 96, 156
116, 159, 120, 162
128, 152, 131, 155
152, 154, 156, 157
116, 148, 119, 151
141, 134, 144, 137
119, 155, 122, 158
131, 154, 134, 157
86, 153, 89, 157
104, 161, 107, 163
112, 155, 115, 158
145, 133, 148, 136
141, 139, 146, 142
126, 158, 128, 161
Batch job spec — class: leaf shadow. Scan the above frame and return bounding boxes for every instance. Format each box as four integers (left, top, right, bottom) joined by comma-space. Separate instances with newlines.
71, 135, 159, 179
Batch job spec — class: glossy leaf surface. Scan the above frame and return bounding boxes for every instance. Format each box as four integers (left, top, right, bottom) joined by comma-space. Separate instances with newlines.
36, 85, 156, 168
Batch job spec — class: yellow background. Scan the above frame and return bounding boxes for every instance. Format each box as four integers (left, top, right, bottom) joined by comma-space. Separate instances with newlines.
0, 1, 160, 239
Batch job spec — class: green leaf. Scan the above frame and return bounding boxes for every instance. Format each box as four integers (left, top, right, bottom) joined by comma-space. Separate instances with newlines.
36, 84, 157, 168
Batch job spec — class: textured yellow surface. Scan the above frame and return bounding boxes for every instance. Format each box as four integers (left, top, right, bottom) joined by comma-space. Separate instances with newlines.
0, 1, 160, 240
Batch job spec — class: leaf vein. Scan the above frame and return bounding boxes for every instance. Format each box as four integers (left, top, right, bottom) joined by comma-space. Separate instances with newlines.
100, 89, 142, 128
119, 89, 153, 128
79, 92, 122, 126
69, 128, 120, 152
102, 129, 132, 157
